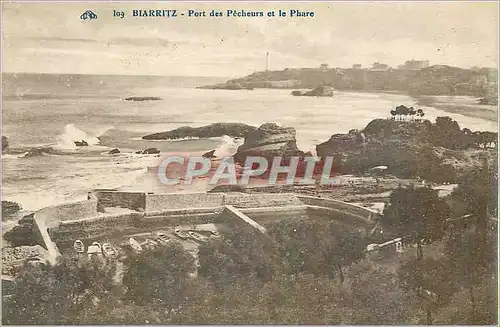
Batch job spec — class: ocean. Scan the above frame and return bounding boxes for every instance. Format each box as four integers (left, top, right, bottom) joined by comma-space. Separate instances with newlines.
2, 73, 497, 211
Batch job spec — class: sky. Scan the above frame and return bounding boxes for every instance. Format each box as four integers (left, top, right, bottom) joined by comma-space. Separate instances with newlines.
2, 2, 498, 77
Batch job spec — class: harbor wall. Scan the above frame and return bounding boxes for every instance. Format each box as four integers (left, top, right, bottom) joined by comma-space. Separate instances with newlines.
36, 199, 98, 225
224, 193, 302, 208
297, 195, 380, 221
94, 190, 145, 211
145, 193, 224, 211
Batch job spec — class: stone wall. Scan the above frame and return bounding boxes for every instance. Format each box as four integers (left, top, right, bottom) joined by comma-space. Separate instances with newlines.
224, 193, 303, 208
145, 193, 224, 211
223, 205, 267, 233
297, 195, 380, 221
94, 190, 145, 211
242, 205, 308, 223
36, 200, 98, 225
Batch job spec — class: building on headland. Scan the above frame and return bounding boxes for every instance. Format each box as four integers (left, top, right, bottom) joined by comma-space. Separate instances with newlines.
398, 59, 430, 70
320, 63, 329, 70
370, 62, 391, 71
352, 64, 363, 70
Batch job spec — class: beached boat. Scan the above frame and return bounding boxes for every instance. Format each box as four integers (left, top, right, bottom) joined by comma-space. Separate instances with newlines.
129, 238, 143, 252
73, 240, 85, 253
188, 231, 208, 242
156, 232, 171, 244
174, 228, 189, 240
102, 243, 116, 257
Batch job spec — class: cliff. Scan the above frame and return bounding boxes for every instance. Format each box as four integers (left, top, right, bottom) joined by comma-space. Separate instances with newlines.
143, 123, 256, 140
200, 65, 496, 96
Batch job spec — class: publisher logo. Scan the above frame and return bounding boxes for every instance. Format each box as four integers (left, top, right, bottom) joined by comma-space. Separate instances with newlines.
80, 10, 98, 20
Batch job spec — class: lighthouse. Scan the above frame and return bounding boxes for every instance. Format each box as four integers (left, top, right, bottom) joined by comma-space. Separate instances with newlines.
266, 52, 269, 71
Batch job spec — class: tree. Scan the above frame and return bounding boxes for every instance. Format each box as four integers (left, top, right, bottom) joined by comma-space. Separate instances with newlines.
452, 159, 497, 248
327, 232, 366, 283
382, 185, 451, 260
416, 108, 425, 121
390, 109, 396, 120
444, 230, 495, 323
432, 116, 467, 149
2, 255, 116, 325
268, 218, 366, 282
347, 261, 420, 324
267, 217, 330, 276
198, 223, 278, 286
408, 107, 417, 121
122, 243, 195, 312
398, 258, 457, 324
394, 105, 410, 121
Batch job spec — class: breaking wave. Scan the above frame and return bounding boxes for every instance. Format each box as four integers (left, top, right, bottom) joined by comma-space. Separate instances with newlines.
213, 135, 244, 157
55, 124, 114, 150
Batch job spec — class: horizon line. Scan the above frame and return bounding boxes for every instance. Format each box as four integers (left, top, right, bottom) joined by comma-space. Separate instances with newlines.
2, 71, 235, 79
3, 63, 497, 80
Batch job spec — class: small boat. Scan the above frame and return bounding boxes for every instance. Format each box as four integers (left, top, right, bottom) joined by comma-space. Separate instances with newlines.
73, 240, 85, 253
87, 242, 102, 257
174, 229, 189, 240
141, 239, 158, 250
129, 238, 143, 253
102, 243, 116, 257
156, 233, 171, 244
188, 231, 208, 243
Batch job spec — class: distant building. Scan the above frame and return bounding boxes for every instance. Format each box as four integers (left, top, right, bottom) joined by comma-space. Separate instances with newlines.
320, 63, 329, 70
352, 64, 362, 69
371, 62, 390, 71
399, 59, 430, 70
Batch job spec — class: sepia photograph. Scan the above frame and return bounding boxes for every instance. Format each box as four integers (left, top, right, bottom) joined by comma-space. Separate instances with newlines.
1, 1, 498, 325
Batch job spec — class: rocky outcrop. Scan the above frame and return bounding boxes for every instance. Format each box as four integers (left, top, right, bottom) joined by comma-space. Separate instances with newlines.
74, 140, 88, 147
2, 201, 22, 220
291, 85, 334, 97
2, 136, 8, 153
124, 97, 162, 101
202, 149, 216, 158
316, 116, 496, 183
2, 245, 48, 276
234, 123, 305, 164
143, 123, 256, 140
135, 148, 160, 154
197, 83, 253, 90
3, 214, 39, 247
479, 96, 498, 105
108, 148, 120, 155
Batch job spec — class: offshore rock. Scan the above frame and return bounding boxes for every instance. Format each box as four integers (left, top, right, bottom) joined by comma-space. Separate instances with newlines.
234, 123, 304, 164
292, 85, 334, 97
202, 149, 217, 158
143, 123, 256, 140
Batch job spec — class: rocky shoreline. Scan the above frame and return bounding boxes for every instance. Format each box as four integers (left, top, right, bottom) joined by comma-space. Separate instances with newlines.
199, 65, 497, 97
141, 106, 496, 184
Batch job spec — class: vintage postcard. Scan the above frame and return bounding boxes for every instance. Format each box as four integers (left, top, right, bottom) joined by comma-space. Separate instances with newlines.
1, 1, 498, 325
